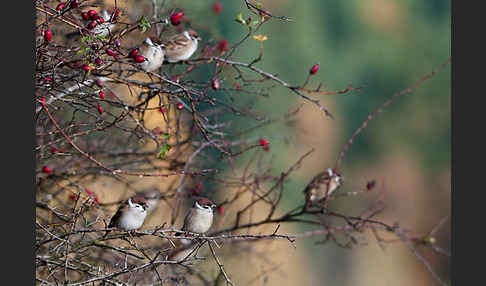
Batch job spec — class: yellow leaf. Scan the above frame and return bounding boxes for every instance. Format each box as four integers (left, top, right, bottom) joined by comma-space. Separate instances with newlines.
235, 13, 246, 25
253, 35, 268, 42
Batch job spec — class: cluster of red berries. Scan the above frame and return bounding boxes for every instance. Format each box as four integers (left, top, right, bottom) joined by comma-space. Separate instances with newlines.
81, 10, 105, 31
105, 48, 118, 59
45, 1, 82, 43
56, 0, 78, 12
128, 48, 146, 63
169, 11, 184, 25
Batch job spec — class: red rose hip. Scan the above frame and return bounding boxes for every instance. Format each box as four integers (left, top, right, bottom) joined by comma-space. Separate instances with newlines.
99, 91, 105, 100
218, 39, 228, 52
170, 12, 184, 25
56, 2, 65, 11
213, 2, 222, 14
81, 12, 90, 21
134, 55, 146, 63
259, 139, 270, 151
42, 166, 53, 174
309, 64, 319, 75
87, 21, 98, 30
44, 29, 52, 42
128, 48, 139, 58
87, 10, 98, 20
69, 0, 79, 8
105, 48, 115, 56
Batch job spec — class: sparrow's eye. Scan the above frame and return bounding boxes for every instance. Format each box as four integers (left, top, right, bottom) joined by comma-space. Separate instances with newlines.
135, 203, 145, 210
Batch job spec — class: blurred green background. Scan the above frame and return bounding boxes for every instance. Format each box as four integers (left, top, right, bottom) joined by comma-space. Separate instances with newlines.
173, 0, 450, 284
173, 0, 450, 285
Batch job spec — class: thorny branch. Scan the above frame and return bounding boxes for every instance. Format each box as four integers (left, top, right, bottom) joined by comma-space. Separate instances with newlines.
35, 1, 450, 285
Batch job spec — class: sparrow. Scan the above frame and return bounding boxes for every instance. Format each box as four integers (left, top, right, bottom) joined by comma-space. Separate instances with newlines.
304, 168, 343, 206
134, 187, 161, 212
66, 10, 115, 39
108, 197, 148, 231
91, 10, 116, 38
137, 37, 165, 72
162, 30, 201, 63
176, 197, 216, 236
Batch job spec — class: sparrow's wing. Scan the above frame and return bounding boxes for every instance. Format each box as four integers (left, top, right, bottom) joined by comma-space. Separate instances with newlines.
181, 208, 195, 231
163, 34, 191, 53
108, 205, 126, 227
175, 208, 194, 236
149, 36, 163, 45
303, 171, 329, 194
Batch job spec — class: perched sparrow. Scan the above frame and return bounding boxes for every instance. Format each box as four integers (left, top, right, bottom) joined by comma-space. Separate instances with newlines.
136, 37, 165, 72
134, 187, 161, 212
66, 10, 115, 39
304, 168, 343, 205
108, 197, 148, 231
90, 10, 115, 37
162, 30, 201, 63
176, 197, 216, 236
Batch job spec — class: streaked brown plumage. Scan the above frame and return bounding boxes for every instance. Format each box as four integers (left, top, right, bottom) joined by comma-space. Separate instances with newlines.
304, 168, 343, 205
162, 30, 201, 63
